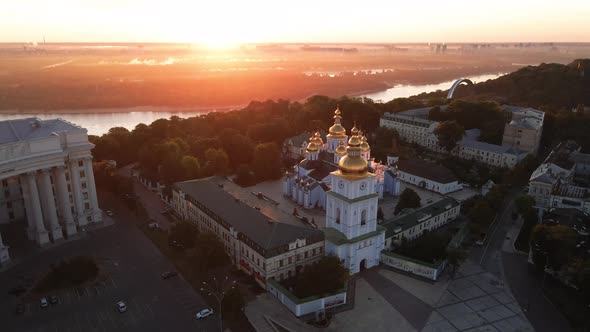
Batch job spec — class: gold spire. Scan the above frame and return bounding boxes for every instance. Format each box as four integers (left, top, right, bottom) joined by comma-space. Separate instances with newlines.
328, 106, 346, 137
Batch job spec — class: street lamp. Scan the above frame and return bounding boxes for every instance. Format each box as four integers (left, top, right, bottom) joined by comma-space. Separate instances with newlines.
200, 275, 237, 332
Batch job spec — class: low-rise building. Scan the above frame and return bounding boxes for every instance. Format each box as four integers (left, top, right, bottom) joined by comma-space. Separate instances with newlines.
396, 159, 462, 194
381, 197, 461, 249
528, 141, 590, 215
379, 104, 543, 168
172, 178, 325, 288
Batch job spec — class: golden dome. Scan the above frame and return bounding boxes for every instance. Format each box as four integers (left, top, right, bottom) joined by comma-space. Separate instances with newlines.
312, 131, 324, 145
306, 141, 318, 152
348, 134, 361, 147
328, 106, 346, 137
351, 124, 359, 136
335, 141, 347, 155
360, 135, 370, 152
328, 124, 346, 136
338, 155, 368, 175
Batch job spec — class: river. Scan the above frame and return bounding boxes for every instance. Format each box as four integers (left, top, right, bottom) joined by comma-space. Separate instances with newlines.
0, 73, 505, 136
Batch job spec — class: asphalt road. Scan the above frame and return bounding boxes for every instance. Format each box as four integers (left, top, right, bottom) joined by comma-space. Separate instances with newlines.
470, 189, 572, 332
0, 193, 218, 332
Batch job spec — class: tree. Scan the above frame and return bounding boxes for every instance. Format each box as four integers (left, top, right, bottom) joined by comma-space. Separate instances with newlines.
168, 221, 199, 250
531, 224, 577, 270
395, 188, 421, 214
428, 106, 446, 121
221, 288, 245, 321
515, 195, 536, 216
468, 200, 495, 232
180, 155, 200, 179
446, 248, 467, 277
191, 232, 230, 273
204, 148, 229, 175
292, 256, 348, 298
235, 164, 255, 187
251, 142, 282, 181
434, 121, 464, 152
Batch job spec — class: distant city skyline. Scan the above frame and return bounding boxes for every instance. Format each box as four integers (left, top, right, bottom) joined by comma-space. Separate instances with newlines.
2, 0, 589, 46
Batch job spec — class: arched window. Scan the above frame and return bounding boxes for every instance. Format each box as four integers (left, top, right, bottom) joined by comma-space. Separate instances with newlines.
336, 208, 341, 224
361, 209, 367, 225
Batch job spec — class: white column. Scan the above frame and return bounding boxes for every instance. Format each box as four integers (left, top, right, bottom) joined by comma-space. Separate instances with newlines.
69, 159, 87, 227
20, 174, 36, 241
54, 166, 77, 236
83, 157, 102, 222
0, 231, 10, 266
26, 172, 49, 246
38, 169, 63, 242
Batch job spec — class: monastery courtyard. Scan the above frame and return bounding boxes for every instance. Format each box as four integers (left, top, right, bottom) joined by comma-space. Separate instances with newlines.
223, 178, 479, 231
246, 261, 532, 332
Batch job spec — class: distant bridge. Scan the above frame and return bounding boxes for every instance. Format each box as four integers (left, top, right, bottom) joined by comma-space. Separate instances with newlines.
446, 78, 474, 99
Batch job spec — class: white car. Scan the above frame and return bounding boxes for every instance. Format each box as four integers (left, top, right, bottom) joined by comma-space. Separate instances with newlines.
195, 308, 213, 319
116, 301, 127, 313
40, 297, 49, 308
106, 210, 114, 217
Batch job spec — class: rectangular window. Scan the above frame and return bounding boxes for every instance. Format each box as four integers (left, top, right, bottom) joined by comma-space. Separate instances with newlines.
83, 192, 89, 200
80, 171, 85, 178
288, 257, 292, 264
9, 212, 14, 219
84, 202, 90, 210
82, 182, 87, 189
6, 202, 12, 209
78, 160, 84, 167
280, 260, 283, 267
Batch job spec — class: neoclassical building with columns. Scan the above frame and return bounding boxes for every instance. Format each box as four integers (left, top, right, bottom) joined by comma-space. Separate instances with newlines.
0, 118, 101, 254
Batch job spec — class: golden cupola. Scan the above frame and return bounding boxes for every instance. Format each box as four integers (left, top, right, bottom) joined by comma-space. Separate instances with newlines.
306, 140, 318, 153
338, 124, 368, 176
312, 131, 324, 146
360, 132, 370, 152
335, 141, 347, 155
328, 106, 346, 137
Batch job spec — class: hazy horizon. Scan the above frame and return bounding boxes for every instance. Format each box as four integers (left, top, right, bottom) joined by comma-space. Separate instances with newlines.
2, 0, 590, 46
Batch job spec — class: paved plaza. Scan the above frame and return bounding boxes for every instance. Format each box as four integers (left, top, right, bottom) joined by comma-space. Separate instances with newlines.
246, 261, 532, 332
0, 193, 217, 332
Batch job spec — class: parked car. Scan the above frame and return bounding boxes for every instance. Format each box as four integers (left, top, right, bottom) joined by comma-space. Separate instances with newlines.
161, 271, 178, 279
195, 308, 214, 319
40, 297, 49, 308
15, 303, 25, 315
116, 301, 127, 313
49, 295, 59, 304
106, 210, 114, 217
148, 222, 161, 230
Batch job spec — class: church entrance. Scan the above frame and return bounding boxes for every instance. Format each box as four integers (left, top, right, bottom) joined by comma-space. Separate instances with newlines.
359, 259, 367, 271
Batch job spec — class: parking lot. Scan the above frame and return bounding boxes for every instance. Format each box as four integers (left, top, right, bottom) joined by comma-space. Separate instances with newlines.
0, 205, 217, 332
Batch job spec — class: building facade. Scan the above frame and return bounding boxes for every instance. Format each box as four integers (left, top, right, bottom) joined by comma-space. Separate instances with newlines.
0, 118, 102, 248
323, 126, 386, 274
379, 105, 542, 168
528, 141, 590, 215
283, 107, 400, 211
172, 178, 325, 288
382, 197, 461, 249
396, 159, 463, 194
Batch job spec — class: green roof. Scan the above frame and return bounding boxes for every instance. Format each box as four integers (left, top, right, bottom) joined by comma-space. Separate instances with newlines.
324, 226, 386, 246
381, 197, 460, 239
327, 191, 379, 204
267, 279, 347, 304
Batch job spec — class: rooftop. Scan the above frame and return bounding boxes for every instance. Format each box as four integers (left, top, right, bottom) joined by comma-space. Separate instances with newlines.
0, 117, 85, 145
175, 178, 324, 258
381, 197, 461, 239
397, 159, 458, 184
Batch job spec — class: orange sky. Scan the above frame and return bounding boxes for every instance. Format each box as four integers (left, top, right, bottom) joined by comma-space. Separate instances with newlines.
1, 0, 589, 44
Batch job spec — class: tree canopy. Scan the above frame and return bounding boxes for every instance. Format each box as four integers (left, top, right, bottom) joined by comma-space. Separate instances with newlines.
434, 121, 464, 151
395, 188, 422, 214
292, 256, 348, 298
